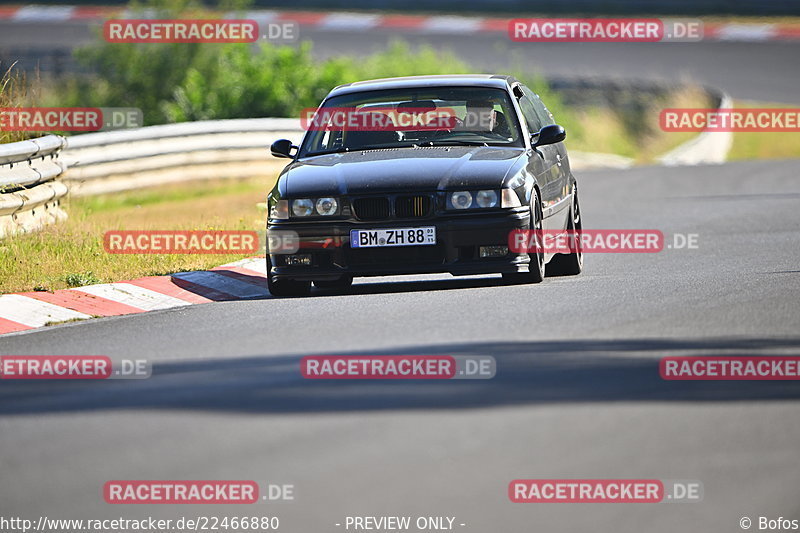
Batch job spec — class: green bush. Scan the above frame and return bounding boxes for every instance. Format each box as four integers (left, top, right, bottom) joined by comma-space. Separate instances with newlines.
160, 42, 359, 122
59, 9, 573, 129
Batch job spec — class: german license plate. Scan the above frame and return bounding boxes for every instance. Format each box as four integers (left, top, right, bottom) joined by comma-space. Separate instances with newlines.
350, 227, 436, 248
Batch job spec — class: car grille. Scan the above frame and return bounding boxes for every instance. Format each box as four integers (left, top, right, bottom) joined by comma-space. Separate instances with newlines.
352, 197, 390, 220
395, 195, 431, 218
351, 195, 433, 221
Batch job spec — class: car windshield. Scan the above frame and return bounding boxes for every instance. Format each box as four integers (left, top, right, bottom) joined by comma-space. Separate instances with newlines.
299, 86, 524, 157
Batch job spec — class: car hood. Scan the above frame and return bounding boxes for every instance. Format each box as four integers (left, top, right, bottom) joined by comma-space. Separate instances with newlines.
281, 146, 525, 197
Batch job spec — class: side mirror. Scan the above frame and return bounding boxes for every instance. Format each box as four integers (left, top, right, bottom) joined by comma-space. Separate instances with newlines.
532, 124, 566, 148
271, 139, 297, 159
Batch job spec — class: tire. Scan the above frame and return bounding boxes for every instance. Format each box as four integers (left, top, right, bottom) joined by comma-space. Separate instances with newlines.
313, 276, 354, 290
547, 184, 583, 277
503, 188, 545, 284
266, 256, 311, 297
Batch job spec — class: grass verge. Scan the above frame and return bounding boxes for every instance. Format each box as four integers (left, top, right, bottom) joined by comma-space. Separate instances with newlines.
0, 173, 277, 294
564, 85, 710, 163
728, 100, 800, 161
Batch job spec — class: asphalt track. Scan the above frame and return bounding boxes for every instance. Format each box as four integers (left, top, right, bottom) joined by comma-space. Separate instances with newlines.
1, 158, 799, 532
2, 12, 800, 533
309, 31, 800, 103
1, 21, 800, 102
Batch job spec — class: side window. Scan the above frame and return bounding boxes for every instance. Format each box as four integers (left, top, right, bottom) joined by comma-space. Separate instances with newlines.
523, 87, 556, 126
535, 100, 556, 127
517, 94, 542, 135
522, 85, 556, 127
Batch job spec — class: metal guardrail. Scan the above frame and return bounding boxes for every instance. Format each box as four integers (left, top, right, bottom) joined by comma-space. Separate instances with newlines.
0, 135, 68, 238
62, 118, 303, 196
0, 119, 303, 237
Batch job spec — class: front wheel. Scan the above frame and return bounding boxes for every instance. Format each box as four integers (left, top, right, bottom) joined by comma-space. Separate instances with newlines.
547, 184, 583, 277
266, 256, 311, 297
503, 188, 545, 284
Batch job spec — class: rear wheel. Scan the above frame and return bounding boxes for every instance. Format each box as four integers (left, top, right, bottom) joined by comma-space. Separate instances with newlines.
503, 188, 545, 284
547, 184, 583, 277
266, 256, 311, 297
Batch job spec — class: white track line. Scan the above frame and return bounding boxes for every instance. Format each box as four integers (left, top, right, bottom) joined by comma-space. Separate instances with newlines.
13, 6, 76, 21
716, 24, 777, 41
421, 16, 483, 33
238, 10, 280, 21
74, 283, 190, 311
319, 13, 381, 30
0, 294, 91, 327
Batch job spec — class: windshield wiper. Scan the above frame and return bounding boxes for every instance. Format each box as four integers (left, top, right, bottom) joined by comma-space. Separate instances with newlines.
304, 147, 351, 156
356, 144, 418, 151
419, 140, 490, 147
305, 144, 420, 156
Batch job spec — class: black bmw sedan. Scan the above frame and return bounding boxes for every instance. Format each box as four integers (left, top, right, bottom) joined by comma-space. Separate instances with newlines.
266, 74, 582, 296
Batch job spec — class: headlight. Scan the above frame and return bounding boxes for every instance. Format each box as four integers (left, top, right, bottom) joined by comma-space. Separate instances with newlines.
270, 199, 289, 220
315, 197, 338, 216
475, 190, 498, 208
292, 199, 314, 217
450, 191, 473, 210
501, 189, 522, 208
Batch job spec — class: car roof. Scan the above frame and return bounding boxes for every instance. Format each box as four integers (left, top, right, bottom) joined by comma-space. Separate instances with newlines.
326, 74, 519, 98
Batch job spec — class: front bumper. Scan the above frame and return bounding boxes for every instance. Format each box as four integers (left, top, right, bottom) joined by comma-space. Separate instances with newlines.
267, 209, 532, 281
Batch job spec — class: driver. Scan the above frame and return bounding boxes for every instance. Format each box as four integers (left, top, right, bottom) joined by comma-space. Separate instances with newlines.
459, 99, 496, 133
